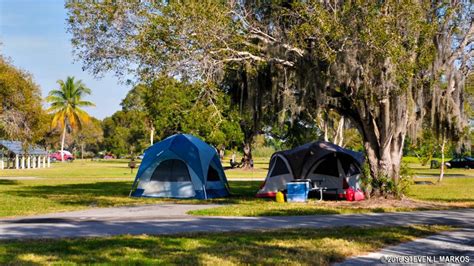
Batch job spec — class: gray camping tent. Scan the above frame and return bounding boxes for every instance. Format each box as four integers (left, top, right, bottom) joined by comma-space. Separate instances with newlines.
256, 141, 364, 198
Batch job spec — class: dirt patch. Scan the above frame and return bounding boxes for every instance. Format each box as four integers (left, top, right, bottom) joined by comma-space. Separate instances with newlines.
315, 198, 470, 211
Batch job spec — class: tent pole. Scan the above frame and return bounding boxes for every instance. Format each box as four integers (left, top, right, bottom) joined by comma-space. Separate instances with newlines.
129, 177, 139, 197
203, 184, 208, 200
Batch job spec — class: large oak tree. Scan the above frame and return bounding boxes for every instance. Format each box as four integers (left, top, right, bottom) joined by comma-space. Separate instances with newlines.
67, 1, 472, 194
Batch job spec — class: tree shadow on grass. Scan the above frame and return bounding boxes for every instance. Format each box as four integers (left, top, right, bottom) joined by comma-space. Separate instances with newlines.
414, 173, 471, 177
417, 197, 474, 203
227, 181, 260, 196
0, 226, 438, 265
6, 180, 262, 207
257, 208, 341, 216
0, 180, 18, 185
209, 181, 262, 204
7, 181, 138, 207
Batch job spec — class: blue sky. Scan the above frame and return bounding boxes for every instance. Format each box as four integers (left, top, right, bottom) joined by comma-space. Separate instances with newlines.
0, 0, 130, 119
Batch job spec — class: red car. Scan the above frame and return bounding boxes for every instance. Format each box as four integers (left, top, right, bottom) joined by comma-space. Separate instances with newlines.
103, 154, 116, 160
49, 151, 74, 162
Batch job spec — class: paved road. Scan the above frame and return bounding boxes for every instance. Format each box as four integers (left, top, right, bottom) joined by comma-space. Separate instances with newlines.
0, 206, 472, 240
339, 228, 474, 265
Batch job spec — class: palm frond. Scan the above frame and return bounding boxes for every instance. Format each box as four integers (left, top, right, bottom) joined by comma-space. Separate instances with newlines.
51, 112, 66, 129
75, 107, 91, 120
45, 95, 66, 104
47, 90, 66, 99
76, 100, 96, 107
56, 79, 65, 88
72, 111, 85, 130
68, 109, 79, 129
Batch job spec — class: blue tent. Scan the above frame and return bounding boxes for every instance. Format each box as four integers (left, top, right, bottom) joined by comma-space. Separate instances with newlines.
130, 134, 230, 199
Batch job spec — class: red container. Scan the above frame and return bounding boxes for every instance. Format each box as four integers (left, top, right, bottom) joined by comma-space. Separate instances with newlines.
345, 188, 355, 201
354, 189, 365, 201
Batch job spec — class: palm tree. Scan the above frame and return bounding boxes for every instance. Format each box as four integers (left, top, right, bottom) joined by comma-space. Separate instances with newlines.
46, 77, 95, 162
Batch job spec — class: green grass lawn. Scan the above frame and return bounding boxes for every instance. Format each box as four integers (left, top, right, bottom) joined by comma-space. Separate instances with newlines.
407, 177, 474, 203
0, 160, 145, 217
0, 158, 463, 265
0, 158, 473, 218
0, 160, 266, 217
0, 225, 449, 265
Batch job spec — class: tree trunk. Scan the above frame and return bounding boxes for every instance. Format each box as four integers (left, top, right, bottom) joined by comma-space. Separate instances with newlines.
363, 132, 405, 196
334, 116, 344, 146
150, 126, 154, 145
81, 143, 84, 160
60, 126, 66, 162
242, 142, 253, 169
351, 93, 408, 197
323, 120, 328, 142
438, 136, 447, 183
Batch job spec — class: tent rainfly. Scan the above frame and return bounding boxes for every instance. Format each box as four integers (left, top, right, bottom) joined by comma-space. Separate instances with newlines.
130, 134, 230, 199
0, 140, 50, 170
256, 141, 364, 198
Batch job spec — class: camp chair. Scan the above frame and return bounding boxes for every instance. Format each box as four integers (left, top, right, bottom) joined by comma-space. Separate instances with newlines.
303, 178, 327, 201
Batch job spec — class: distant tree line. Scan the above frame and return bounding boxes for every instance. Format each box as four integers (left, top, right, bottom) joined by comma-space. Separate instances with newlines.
0, 50, 469, 166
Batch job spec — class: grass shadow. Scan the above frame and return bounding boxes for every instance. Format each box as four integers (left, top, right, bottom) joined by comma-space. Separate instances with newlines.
257, 208, 341, 216
0, 180, 19, 185
6, 180, 262, 208
417, 198, 474, 203
7, 181, 138, 207
414, 173, 470, 177
0, 225, 444, 265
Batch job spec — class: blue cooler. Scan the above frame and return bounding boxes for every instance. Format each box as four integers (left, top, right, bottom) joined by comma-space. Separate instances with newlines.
286, 180, 310, 202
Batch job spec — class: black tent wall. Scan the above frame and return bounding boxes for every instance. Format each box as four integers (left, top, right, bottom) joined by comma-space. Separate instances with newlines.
271, 141, 364, 180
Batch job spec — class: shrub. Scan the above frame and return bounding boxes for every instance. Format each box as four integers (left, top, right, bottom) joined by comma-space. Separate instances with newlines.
366, 163, 413, 198
252, 146, 275, 158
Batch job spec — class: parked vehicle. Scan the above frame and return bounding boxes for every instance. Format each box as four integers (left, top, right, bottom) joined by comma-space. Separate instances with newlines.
103, 154, 115, 160
49, 151, 74, 162
445, 157, 474, 169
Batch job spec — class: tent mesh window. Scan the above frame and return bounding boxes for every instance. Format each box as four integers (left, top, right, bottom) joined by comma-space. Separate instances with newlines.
270, 157, 290, 177
150, 159, 191, 182
347, 163, 361, 175
312, 155, 339, 176
207, 165, 221, 181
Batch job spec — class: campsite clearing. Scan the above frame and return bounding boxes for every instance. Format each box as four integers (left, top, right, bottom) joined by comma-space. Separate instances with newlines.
256, 142, 364, 198
0, 225, 450, 265
188, 195, 473, 216
0, 159, 473, 218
